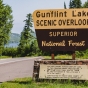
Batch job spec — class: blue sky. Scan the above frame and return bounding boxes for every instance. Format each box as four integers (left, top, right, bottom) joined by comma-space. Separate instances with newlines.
3, 0, 87, 34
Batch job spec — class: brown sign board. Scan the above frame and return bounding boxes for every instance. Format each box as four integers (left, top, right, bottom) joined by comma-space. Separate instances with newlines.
35, 29, 88, 51
33, 8, 88, 51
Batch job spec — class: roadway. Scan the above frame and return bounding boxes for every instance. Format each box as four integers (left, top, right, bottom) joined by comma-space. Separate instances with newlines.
0, 57, 43, 82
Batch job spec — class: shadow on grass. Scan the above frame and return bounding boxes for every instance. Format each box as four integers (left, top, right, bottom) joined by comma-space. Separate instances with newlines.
6, 79, 33, 85
35, 79, 88, 86
5, 79, 88, 87
6, 79, 50, 87
0, 82, 3, 84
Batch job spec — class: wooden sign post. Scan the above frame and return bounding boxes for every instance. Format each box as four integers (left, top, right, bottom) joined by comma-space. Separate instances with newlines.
51, 53, 54, 60
72, 51, 75, 60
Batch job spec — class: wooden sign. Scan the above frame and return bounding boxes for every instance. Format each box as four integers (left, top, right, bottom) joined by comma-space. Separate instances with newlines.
35, 29, 88, 51
33, 8, 88, 51
33, 8, 88, 29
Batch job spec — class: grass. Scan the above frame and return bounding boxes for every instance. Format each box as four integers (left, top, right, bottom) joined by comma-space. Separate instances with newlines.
43, 54, 75, 60
0, 56, 12, 59
43, 54, 88, 60
0, 54, 88, 60
0, 77, 88, 88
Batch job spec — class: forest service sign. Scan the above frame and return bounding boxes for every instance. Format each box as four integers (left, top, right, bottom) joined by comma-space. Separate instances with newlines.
33, 8, 88, 29
33, 8, 88, 51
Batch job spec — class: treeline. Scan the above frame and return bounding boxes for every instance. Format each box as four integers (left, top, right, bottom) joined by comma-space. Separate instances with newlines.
1, 0, 88, 58
2, 41, 51, 57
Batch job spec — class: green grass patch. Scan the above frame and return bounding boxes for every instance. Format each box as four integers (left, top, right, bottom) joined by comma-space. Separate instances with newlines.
0, 56, 12, 59
43, 54, 73, 60
43, 54, 88, 60
1, 77, 88, 88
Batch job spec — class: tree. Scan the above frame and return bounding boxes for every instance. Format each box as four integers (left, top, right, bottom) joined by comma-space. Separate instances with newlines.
69, 0, 73, 8
82, 0, 88, 8
2, 47, 17, 57
17, 13, 34, 56
64, 2, 67, 9
21, 13, 34, 45
0, 0, 13, 55
69, 0, 82, 8
28, 40, 42, 56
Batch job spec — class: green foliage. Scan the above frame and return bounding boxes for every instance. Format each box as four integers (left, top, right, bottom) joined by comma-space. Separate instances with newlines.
0, 0, 13, 55
69, 0, 82, 8
82, 0, 88, 8
29, 40, 42, 56
17, 13, 35, 57
76, 49, 88, 59
2, 47, 17, 57
75, 51, 86, 58
1, 77, 88, 88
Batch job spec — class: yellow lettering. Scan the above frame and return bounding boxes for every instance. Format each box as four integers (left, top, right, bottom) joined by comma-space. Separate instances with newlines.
42, 40, 66, 46
68, 40, 85, 46
49, 31, 77, 37
74, 31, 77, 36
49, 32, 52, 37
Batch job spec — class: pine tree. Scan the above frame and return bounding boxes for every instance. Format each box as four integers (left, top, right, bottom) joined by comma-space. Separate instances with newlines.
29, 40, 41, 56
64, 2, 67, 9
69, 0, 82, 8
69, 0, 73, 8
75, 0, 82, 8
17, 13, 34, 56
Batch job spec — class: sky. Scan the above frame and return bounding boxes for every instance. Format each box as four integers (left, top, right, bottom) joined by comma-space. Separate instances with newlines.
3, 0, 87, 34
